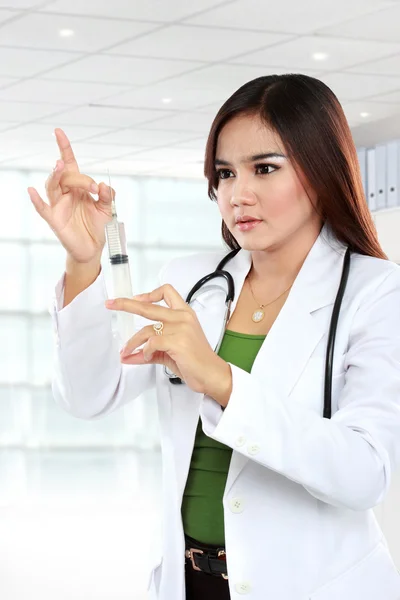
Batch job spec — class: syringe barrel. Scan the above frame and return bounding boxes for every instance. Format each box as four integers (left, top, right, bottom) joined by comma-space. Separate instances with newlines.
111, 260, 133, 298
110, 261, 134, 345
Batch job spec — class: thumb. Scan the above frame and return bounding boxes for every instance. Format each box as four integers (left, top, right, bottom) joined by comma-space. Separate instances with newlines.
97, 182, 114, 207
28, 187, 52, 224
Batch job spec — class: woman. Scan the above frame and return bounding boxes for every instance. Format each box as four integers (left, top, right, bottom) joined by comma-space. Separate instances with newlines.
28, 74, 400, 600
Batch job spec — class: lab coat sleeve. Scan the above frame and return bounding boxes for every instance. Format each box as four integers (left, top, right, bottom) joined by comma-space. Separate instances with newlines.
199, 268, 400, 511
50, 265, 165, 420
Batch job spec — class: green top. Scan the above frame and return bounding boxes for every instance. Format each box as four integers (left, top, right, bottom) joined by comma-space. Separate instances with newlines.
181, 329, 267, 546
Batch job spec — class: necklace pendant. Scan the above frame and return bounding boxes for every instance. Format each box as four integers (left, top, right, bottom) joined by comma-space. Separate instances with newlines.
252, 309, 265, 323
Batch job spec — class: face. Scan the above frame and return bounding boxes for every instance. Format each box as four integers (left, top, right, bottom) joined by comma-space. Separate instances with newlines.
215, 113, 322, 253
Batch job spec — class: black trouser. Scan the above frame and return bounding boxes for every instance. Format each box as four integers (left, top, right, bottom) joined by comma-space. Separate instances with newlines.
184, 535, 231, 600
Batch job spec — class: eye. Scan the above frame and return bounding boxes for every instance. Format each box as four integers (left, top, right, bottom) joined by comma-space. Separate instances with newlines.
216, 168, 233, 180
255, 163, 278, 175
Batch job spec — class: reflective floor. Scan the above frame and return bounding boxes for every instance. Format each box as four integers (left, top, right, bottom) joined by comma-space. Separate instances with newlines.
0, 450, 162, 600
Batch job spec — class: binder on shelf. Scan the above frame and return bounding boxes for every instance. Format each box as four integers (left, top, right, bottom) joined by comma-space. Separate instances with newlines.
387, 140, 399, 208
375, 144, 387, 210
367, 148, 377, 212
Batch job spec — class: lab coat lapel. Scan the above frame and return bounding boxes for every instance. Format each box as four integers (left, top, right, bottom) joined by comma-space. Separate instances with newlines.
223, 223, 347, 496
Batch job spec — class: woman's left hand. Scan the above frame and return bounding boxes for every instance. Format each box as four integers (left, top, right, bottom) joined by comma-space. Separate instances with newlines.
105, 284, 232, 407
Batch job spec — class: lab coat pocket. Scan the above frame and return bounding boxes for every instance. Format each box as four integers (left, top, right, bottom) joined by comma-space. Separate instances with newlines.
147, 557, 163, 597
309, 541, 400, 600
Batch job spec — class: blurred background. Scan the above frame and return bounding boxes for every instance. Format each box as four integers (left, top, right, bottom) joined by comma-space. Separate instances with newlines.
1, 0, 400, 598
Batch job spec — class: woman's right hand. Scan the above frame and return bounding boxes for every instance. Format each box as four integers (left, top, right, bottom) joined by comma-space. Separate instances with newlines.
28, 128, 114, 265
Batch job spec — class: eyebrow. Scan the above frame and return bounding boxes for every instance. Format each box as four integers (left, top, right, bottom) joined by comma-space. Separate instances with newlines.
214, 152, 286, 167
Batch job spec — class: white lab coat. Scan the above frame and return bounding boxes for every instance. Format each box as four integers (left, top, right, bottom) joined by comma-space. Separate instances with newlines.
50, 223, 400, 600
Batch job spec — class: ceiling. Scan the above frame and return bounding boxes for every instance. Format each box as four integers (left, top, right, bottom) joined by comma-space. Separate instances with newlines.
0, 0, 400, 178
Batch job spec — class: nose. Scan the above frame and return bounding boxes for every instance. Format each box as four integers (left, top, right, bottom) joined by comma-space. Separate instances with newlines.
230, 184, 257, 207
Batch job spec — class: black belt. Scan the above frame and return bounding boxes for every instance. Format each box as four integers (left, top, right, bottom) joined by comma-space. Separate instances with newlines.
184, 534, 228, 580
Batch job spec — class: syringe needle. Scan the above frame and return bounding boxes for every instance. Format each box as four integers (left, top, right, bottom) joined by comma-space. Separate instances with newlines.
107, 169, 117, 218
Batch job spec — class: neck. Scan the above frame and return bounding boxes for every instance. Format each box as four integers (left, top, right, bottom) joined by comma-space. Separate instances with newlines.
248, 221, 323, 285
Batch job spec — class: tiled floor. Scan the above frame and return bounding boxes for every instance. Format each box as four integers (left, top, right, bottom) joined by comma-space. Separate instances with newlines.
0, 449, 162, 600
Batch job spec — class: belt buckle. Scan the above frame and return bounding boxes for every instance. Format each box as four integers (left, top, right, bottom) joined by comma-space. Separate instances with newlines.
217, 549, 229, 580
185, 548, 203, 572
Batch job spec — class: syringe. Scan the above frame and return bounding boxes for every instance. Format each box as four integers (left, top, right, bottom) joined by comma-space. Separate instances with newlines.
105, 175, 134, 345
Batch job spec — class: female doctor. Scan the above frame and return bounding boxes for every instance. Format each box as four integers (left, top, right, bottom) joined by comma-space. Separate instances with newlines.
28, 74, 400, 600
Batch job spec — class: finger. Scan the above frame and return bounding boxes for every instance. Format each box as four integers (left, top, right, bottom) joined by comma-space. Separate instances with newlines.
54, 128, 79, 172
131, 284, 187, 311
28, 187, 52, 223
120, 325, 167, 357
45, 159, 64, 195
60, 171, 99, 195
98, 182, 115, 206
105, 297, 183, 322
142, 336, 170, 363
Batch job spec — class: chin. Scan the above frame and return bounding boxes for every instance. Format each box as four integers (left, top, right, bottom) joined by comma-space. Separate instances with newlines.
237, 231, 283, 253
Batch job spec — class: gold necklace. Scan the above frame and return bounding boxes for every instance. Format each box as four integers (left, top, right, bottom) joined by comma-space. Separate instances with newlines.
247, 276, 293, 323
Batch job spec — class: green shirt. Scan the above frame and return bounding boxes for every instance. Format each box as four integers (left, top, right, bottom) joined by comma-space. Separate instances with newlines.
181, 329, 266, 546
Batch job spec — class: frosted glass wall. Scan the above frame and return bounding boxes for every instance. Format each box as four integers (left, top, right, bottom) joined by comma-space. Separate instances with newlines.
0, 169, 224, 452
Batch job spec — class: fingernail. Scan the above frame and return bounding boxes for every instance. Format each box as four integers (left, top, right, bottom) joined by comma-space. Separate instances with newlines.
91, 183, 99, 193
105, 299, 115, 307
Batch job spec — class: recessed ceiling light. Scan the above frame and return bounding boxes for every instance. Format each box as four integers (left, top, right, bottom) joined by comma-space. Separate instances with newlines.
312, 52, 329, 61
360, 112, 370, 118
162, 98, 172, 104
59, 29, 75, 38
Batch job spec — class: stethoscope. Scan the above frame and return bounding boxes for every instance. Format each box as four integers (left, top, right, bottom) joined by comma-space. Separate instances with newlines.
165, 246, 351, 420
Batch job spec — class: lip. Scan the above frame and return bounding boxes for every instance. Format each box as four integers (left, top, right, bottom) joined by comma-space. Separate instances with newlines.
235, 215, 260, 224
236, 219, 262, 232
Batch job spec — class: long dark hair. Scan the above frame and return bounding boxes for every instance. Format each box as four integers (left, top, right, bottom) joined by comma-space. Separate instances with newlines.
204, 73, 387, 259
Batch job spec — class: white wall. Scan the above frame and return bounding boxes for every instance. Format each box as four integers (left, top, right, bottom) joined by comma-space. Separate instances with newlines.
372, 208, 400, 567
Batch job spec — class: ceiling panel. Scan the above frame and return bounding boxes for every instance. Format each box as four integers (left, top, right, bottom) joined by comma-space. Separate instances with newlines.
0, 77, 19, 89
346, 55, 400, 77
88, 128, 202, 148
139, 112, 214, 134
134, 147, 205, 163
318, 72, 400, 103
0, 80, 131, 105
40, 0, 231, 22
368, 90, 400, 104
0, 121, 17, 132
0, 47, 85, 78
61, 142, 144, 160
40, 105, 173, 128
151, 64, 320, 98
43, 54, 205, 86
107, 24, 290, 62
0, 0, 46, 7
86, 159, 170, 176
184, 0, 396, 34
0, 12, 159, 52
0, 8, 18, 22
0, 0, 398, 175
0, 153, 88, 169
317, 4, 400, 43
230, 36, 400, 72
95, 79, 229, 111
0, 101, 70, 122
0, 123, 112, 144
172, 138, 208, 151
343, 100, 400, 127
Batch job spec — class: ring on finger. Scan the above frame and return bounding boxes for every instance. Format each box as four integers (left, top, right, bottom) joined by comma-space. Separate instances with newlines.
153, 321, 164, 336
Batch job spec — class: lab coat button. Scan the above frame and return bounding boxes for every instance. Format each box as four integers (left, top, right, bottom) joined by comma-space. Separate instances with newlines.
247, 443, 260, 455
235, 581, 252, 594
235, 435, 246, 447
229, 497, 245, 513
